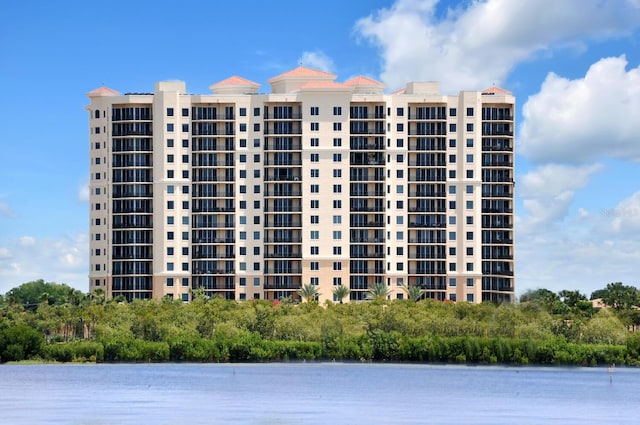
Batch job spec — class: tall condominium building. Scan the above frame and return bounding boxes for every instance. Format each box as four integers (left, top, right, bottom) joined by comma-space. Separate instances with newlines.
86, 66, 515, 303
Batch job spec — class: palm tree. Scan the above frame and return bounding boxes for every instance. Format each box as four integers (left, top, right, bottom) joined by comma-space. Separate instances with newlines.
298, 283, 319, 303
367, 281, 391, 302
402, 284, 425, 302
332, 285, 350, 304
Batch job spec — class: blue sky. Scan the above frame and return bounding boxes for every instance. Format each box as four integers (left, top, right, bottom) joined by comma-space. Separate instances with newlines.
1, 0, 640, 297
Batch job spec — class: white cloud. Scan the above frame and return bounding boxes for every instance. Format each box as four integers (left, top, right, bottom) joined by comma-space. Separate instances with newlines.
78, 179, 90, 202
517, 163, 603, 233
0, 233, 89, 295
298, 51, 335, 73
0, 202, 16, 218
355, 0, 640, 92
519, 56, 640, 163
602, 191, 640, 235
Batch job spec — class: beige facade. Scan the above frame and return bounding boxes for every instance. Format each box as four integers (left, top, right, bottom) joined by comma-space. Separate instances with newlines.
86, 66, 515, 304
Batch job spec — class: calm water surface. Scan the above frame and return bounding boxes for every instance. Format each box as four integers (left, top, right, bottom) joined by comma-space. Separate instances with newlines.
1, 363, 639, 424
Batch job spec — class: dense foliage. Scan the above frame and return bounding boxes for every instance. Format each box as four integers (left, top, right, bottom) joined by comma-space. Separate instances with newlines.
1, 280, 640, 365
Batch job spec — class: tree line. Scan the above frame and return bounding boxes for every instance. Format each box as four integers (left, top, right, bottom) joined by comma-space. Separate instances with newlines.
1, 279, 640, 365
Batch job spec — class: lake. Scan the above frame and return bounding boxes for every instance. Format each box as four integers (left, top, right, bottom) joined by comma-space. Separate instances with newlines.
0, 363, 639, 424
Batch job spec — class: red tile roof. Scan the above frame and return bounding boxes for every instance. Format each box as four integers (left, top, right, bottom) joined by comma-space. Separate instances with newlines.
344, 75, 384, 87
268, 66, 336, 82
482, 86, 512, 95
211, 75, 260, 88
86, 86, 120, 97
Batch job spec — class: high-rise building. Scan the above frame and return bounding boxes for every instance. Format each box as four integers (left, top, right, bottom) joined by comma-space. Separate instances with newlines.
86, 66, 514, 303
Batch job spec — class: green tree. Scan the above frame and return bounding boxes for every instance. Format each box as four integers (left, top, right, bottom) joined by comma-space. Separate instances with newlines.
558, 290, 587, 307
402, 284, 425, 302
0, 324, 44, 362
367, 282, 391, 302
596, 282, 640, 310
298, 284, 319, 303
331, 285, 350, 304
5, 280, 82, 307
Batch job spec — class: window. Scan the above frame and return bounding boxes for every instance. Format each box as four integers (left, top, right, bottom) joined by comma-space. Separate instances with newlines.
239, 231, 246, 240
167, 201, 174, 209
182, 139, 189, 148
333, 123, 342, 131
333, 231, 341, 240
449, 263, 456, 272
182, 154, 189, 163
449, 247, 456, 255
466, 123, 473, 132
254, 247, 260, 255
311, 277, 319, 286
310, 153, 319, 162
311, 246, 319, 255
333, 277, 342, 286
333, 169, 342, 178
466, 170, 474, 178
467, 278, 474, 287
311, 122, 319, 131
333, 200, 341, 209
254, 107, 260, 116
253, 200, 260, 209
467, 294, 474, 302
182, 185, 189, 194
466, 138, 474, 147
182, 246, 189, 255
449, 186, 456, 194
466, 232, 474, 241
239, 123, 246, 132
311, 169, 319, 178
333, 262, 342, 271
167, 216, 174, 225
311, 230, 319, 240
396, 107, 404, 116
466, 201, 473, 209
466, 154, 474, 163
311, 184, 319, 193
449, 123, 456, 132
167, 139, 174, 147
449, 231, 456, 240
240, 139, 247, 148
239, 200, 246, 209
311, 215, 319, 224
333, 246, 342, 255
466, 216, 473, 225
254, 262, 260, 271
396, 123, 404, 132
449, 154, 456, 163
253, 216, 260, 224
239, 185, 246, 194
167, 262, 174, 271
333, 153, 342, 162
396, 231, 404, 240
167, 154, 174, 163
311, 138, 319, 147
167, 123, 174, 132
167, 108, 174, 116
182, 263, 189, 271
182, 108, 188, 117
253, 185, 260, 194
239, 262, 246, 271
239, 154, 246, 163
449, 216, 456, 225
254, 278, 260, 287
333, 106, 342, 115
182, 124, 189, 133
333, 184, 342, 193
239, 169, 246, 179
449, 139, 456, 148
310, 106, 319, 115
397, 139, 404, 148
239, 108, 247, 116
466, 107, 474, 117
239, 247, 246, 255
332, 215, 341, 224
333, 137, 342, 146
396, 154, 404, 163
167, 231, 174, 240
396, 216, 403, 225
253, 154, 260, 163
466, 185, 473, 194
254, 139, 260, 147
253, 231, 260, 240
253, 123, 260, 132
182, 232, 188, 240
396, 200, 403, 209
397, 263, 404, 271
450, 108, 457, 116
311, 262, 319, 270
466, 247, 473, 256
167, 278, 174, 287
311, 200, 319, 208
254, 169, 260, 178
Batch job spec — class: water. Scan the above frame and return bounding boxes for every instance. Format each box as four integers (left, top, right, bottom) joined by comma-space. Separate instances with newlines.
1, 363, 639, 424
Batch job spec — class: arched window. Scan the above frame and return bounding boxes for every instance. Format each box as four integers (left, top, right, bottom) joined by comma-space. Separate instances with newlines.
94, 109, 100, 119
